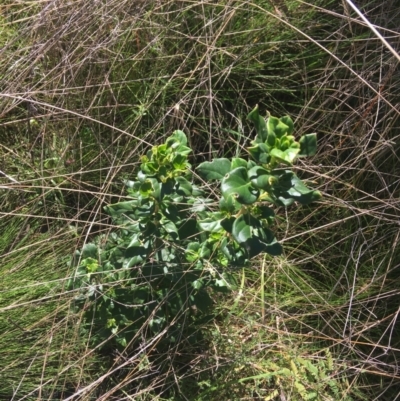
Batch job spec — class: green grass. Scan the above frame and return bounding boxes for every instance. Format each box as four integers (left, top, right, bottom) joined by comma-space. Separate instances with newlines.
0, 217, 104, 400
1, 0, 400, 399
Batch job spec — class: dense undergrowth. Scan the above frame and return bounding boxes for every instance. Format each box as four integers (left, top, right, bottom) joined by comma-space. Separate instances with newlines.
1, 0, 400, 400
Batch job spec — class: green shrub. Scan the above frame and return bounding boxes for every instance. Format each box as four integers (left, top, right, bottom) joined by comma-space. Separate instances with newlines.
67, 106, 321, 349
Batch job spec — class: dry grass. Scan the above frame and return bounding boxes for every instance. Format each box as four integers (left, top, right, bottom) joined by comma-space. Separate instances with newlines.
1, 0, 400, 399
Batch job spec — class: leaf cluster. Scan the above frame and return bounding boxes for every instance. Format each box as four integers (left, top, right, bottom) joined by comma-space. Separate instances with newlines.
68, 107, 321, 349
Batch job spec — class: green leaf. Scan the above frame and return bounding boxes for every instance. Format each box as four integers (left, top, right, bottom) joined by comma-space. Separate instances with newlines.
219, 237, 235, 260
279, 115, 294, 135
175, 176, 192, 196
105, 200, 136, 216
197, 158, 231, 181
137, 171, 146, 182
288, 176, 314, 196
167, 130, 188, 147
172, 153, 188, 170
220, 216, 235, 233
232, 215, 252, 244
273, 170, 294, 190
219, 195, 240, 213
299, 133, 317, 157
81, 243, 98, 259
266, 129, 276, 147
270, 148, 294, 166
133, 200, 155, 219
276, 196, 295, 207
221, 167, 259, 205
293, 190, 322, 205
247, 160, 256, 169
139, 180, 152, 195
161, 218, 179, 239
199, 243, 211, 259
262, 239, 283, 256
124, 179, 137, 188
162, 200, 179, 220
214, 277, 232, 290
139, 178, 160, 200
286, 146, 300, 162
248, 142, 270, 164
248, 166, 275, 191
232, 215, 282, 257
125, 245, 147, 263
127, 235, 141, 248
141, 161, 158, 175
231, 157, 248, 170
82, 257, 99, 273
268, 171, 322, 206
256, 205, 275, 222
155, 143, 168, 158
192, 279, 204, 290
267, 116, 289, 138
174, 144, 192, 157
198, 217, 223, 233
247, 105, 268, 143
186, 242, 200, 262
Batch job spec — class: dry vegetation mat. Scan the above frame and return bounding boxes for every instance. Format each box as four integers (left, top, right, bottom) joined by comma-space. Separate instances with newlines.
1, 0, 400, 400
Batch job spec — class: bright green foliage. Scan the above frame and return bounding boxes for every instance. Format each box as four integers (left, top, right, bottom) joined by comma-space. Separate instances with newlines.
247, 105, 317, 166
196, 347, 352, 401
68, 107, 321, 349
